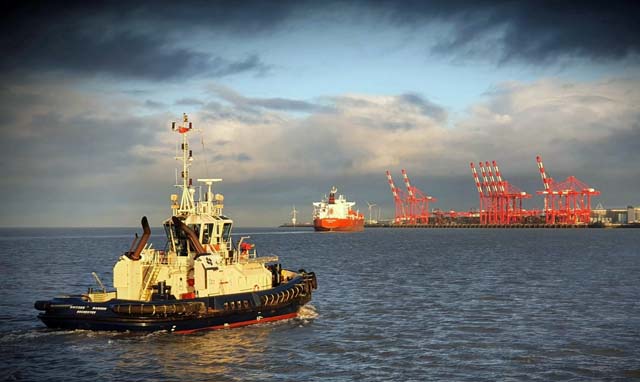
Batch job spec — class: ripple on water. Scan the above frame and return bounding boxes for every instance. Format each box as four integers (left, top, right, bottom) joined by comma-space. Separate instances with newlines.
2, 228, 640, 381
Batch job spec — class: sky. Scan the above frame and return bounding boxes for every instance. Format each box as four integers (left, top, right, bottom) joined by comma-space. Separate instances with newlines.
1, 0, 639, 227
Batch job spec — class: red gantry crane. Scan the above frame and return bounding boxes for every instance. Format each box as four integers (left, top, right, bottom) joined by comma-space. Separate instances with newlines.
385, 169, 437, 224
470, 162, 488, 224
536, 155, 600, 225
401, 169, 437, 224
478, 161, 496, 224
471, 160, 532, 225
491, 160, 532, 224
386, 170, 408, 223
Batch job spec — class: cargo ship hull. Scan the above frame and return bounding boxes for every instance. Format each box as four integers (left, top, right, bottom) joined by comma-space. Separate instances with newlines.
313, 218, 365, 232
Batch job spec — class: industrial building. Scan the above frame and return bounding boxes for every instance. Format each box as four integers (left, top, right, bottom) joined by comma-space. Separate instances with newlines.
592, 204, 640, 225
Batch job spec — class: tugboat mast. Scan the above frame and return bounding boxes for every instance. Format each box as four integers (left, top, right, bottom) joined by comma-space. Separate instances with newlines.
172, 113, 195, 215
170, 114, 224, 217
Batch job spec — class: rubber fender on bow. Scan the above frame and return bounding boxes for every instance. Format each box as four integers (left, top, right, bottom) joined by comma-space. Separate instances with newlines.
308, 272, 318, 289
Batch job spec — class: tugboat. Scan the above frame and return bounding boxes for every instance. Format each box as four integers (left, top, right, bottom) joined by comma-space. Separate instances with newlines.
313, 187, 364, 232
34, 114, 317, 333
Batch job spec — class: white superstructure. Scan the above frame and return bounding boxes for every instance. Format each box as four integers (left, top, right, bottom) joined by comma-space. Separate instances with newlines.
313, 186, 358, 219
111, 114, 277, 301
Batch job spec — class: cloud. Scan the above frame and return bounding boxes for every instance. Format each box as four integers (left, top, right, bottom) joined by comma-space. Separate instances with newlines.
372, 1, 640, 64
0, 3, 272, 80
0, 81, 178, 225
0, 27, 267, 80
3, 1, 638, 84
175, 98, 205, 106
171, 79, 639, 188
190, 91, 450, 185
445, 78, 640, 212
208, 84, 324, 112
193, 78, 639, 211
398, 93, 448, 122
1, 77, 638, 226
145, 100, 166, 109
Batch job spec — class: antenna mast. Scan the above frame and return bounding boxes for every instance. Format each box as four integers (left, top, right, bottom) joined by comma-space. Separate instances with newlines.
171, 113, 195, 215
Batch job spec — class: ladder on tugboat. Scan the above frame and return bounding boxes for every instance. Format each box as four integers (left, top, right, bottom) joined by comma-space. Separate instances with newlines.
140, 264, 161, 301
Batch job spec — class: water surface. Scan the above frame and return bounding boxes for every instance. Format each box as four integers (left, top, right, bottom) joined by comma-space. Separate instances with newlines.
1, 227, 639, 381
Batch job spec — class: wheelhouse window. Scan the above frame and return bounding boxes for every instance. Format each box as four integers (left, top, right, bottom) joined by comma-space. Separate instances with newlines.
202, 223, 214, 244
163, 222, 173, 252
166, 222, 188, 256
189, 224, 201, 239
222, 223, 232, 243
163, 223, 172, 241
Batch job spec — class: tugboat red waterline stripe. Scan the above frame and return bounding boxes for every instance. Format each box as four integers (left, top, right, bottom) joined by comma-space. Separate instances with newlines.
313, 187, 365, 232
34, 114, 317, 332
174, 312, 298, 334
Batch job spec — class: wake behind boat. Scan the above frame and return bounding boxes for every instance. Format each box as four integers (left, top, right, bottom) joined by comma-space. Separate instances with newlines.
34, 114, 317, 333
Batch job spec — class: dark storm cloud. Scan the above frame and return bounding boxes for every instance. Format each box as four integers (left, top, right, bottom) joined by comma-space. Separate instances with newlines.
0, 1, 274, 80
2, 1, 637, 81
0, 28, 205, 79
372, 0, 640, 63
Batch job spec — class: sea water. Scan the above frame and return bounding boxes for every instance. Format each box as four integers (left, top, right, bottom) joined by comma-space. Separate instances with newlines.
1, 227, 639, 381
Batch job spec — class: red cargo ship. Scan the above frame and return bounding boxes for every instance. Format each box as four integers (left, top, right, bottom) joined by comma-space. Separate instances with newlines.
313, 187, 364, 232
